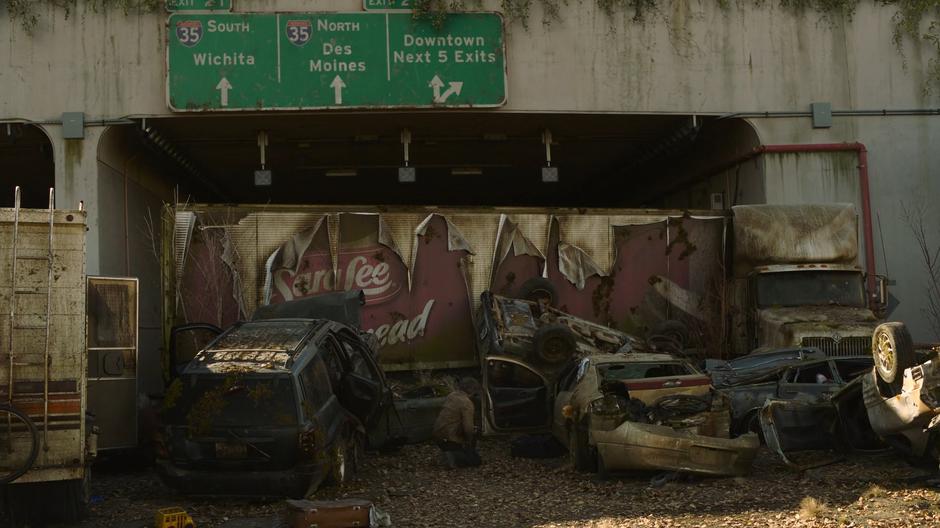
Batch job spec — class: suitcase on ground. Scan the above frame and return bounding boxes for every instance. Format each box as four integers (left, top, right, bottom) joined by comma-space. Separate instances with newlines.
283, 498, 373, 528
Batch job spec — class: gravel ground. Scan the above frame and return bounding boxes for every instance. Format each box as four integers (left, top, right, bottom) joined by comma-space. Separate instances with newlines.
67, 439, 940, 528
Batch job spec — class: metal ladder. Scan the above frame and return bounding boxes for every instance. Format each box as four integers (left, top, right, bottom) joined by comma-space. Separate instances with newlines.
7, 186, 55, 451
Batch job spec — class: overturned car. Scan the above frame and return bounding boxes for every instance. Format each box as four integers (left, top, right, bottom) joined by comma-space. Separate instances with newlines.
760, 322, 940, 469
477, 291, 641, 371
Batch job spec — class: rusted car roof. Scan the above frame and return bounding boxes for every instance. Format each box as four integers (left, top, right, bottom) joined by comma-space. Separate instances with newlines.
186, 320, 326, 374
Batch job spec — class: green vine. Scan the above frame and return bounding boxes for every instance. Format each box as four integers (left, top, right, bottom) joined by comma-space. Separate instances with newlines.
4, 0, 160, 33
891, 0, 940, 90
4, 0, 940, 90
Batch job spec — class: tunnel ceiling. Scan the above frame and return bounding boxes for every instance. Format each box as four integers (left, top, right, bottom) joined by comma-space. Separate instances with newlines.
131, 112, 711, 207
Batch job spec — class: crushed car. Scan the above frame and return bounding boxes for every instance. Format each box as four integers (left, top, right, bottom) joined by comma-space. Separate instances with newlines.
554, 353, 759, 477
710, 349, 873, 435
706, 347, 827, 387
759, 322, 940, 469
157, 298, 392, 497
477, 291, 643, 372
478, 290, 758, 476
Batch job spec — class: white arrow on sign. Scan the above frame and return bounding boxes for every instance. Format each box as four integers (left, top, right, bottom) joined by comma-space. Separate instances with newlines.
215, 77, 233, 107
428, 75, 464, 103
330, 75, 346, 105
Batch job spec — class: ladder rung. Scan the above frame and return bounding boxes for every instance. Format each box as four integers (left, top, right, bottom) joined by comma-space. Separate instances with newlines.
15, 255, 50, 261
13, 324, 47, 330
11, 361, 46, 367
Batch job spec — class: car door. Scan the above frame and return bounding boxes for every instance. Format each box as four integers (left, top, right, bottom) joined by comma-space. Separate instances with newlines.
297, 350, 346, 466
551, 359, 585, 442
330, 330, 388, 429
777, 361, 841, 400
168, 323, 222, 381
484, 356, 551, 432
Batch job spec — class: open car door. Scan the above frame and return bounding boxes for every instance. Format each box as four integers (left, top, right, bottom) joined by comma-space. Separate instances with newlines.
484, 356, 551, 432
330, 330, 390, 430
168, 323, 222, 382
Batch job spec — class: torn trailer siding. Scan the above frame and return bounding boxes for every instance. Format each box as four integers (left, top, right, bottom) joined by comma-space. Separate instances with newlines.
167, 205, 726, 371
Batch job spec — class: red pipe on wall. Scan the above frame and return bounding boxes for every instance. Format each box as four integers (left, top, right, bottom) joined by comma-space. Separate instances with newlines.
724, 142, 877, 306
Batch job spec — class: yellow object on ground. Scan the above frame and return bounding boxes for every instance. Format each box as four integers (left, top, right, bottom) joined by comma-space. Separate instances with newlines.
154, 507, 195, 528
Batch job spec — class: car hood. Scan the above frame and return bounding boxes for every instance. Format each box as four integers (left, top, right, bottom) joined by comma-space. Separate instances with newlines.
758, 306, 877, 347
758, 306, 878, 327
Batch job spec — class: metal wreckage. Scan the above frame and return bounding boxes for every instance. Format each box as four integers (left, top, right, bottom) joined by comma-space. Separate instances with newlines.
148, 201, 940, 508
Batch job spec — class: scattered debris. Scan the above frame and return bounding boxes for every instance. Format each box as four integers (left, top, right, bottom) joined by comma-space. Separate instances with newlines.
67, 438, 940, 528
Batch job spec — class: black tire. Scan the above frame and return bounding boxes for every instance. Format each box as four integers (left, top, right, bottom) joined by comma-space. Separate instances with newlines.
568, 424, 596, 473
518, 277, 558, 307
650, 319, 690, 347
531, 324, 577, 365
649, 394, 711, 422
0, 404, 39, 485
647, 334, 684, 355
872, 322, 915, 393
738, 411, 765, 444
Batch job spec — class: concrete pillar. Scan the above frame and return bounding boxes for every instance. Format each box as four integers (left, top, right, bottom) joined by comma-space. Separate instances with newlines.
45, 125, 104, 275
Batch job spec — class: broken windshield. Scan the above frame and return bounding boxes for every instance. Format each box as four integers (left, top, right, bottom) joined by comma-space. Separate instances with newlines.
755, 270, 866, 308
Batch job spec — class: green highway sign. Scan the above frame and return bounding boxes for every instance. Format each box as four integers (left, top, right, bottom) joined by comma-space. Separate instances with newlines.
363, 0, 412, 11
166, 0, 232, 11
166, 12, 507, 111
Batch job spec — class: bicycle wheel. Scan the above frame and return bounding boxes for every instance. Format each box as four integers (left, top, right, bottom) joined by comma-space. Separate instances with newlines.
0, 404, 39, 485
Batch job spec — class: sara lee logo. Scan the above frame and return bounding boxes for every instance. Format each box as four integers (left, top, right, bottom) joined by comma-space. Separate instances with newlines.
176, 20, 203, 47
285, 20, 312, 47
272, 247, 402, 304
367, 299, 435, 348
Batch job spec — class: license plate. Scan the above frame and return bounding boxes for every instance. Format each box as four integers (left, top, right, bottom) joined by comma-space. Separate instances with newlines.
215, 442, 247, 459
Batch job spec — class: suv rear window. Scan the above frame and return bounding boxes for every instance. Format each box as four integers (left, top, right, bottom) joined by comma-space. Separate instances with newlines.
166, 375, 298, 433
597, 362, 694, 381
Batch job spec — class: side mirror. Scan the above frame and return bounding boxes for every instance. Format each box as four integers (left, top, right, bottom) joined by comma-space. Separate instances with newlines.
872, 274, 889, 311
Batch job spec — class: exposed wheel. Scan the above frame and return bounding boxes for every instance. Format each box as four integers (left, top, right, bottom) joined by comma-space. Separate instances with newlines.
518, 277, 558, 307
568, 424, 596, 473
872, 322, 915, 393
739, 411, 765, 444
531, 324, 577, 365
647, 334, 684, 355
650, 319, 690, 348
0, 404, 39, 485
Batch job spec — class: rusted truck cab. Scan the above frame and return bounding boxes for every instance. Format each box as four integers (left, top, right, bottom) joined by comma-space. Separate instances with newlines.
731, 205, 884, 357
